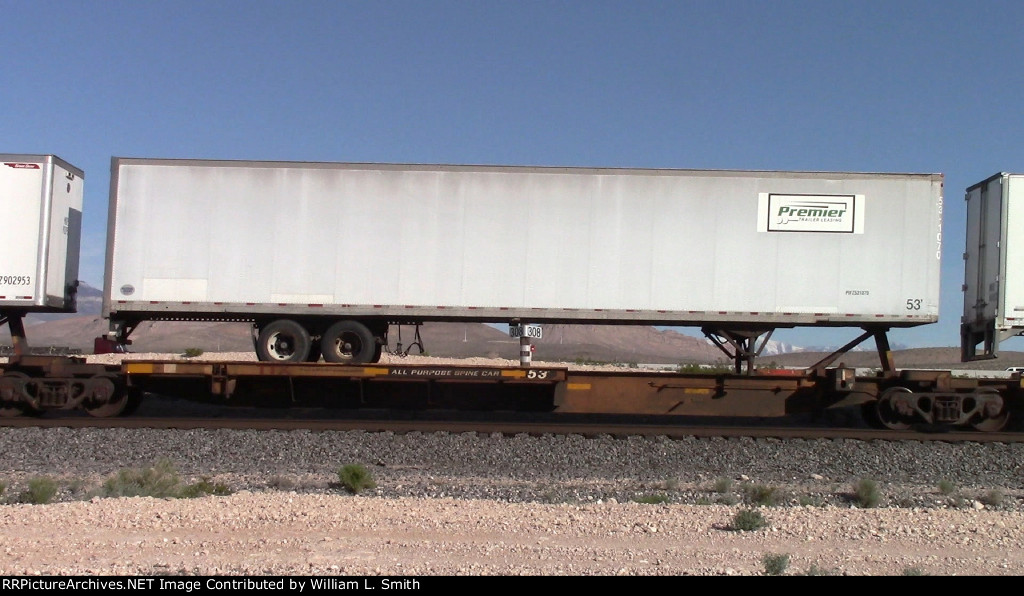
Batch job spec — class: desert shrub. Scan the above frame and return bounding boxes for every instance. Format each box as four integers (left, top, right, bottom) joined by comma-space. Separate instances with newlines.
937, 479, 957, 496
101, 460, 230, 499
762, 552, 790, 576
713, 477, 733, 493
798, 494, 825, 507
902, 566, 925, 576
743, 483, 784, 506
179, 477, 232, 498
66, 477, 92, 498
979, 488, 1005, 507
182, 347, 204, 358
338, 464, 376, 494
717, 493, 739, 506
102, 459, 182, 498
20, 477, 59, 504
729, 508, 768, 531
853, 479, 881, 508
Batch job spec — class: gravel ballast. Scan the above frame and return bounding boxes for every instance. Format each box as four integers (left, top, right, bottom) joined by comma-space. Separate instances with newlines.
2, 424, 1024, 576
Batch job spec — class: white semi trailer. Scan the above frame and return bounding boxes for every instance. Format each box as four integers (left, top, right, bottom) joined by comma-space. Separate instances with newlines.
962, 172, 1024, 360
0, 154, 84, 356
102, 158, 944, 367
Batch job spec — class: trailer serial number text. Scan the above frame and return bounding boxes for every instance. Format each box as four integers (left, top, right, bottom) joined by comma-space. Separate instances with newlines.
0, 275, 30, 285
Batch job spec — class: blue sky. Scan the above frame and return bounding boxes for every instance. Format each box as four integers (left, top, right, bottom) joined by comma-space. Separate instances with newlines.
3, 0, 1023, 350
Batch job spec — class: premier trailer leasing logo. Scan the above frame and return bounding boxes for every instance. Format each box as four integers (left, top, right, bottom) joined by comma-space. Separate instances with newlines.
758, 193, 863, 233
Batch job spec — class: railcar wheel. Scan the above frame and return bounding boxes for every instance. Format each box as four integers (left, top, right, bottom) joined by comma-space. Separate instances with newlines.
971, 388, 1010, 432
973, 411, 1010, 432
321, 320, 377, 364
874, 387, 915, 431
256, 320, 312, 363
0, 405, 24, 418
83, 376, 128, 418
0, 372, 40, 418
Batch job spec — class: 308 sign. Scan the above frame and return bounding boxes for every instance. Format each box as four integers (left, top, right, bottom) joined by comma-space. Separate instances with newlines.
509, 324, 543, 339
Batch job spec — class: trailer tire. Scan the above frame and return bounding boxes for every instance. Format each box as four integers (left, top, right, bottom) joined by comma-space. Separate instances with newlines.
321, 320, 377, 364
256, 320, 312, 363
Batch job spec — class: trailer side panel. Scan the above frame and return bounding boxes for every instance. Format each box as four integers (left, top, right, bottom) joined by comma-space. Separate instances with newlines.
105, 160, 942, 327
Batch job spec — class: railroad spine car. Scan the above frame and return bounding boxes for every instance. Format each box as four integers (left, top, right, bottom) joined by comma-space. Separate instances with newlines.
101, 158, 943, 368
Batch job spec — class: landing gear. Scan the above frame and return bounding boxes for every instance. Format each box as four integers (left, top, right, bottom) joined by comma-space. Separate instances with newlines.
702, 328, 773, 375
